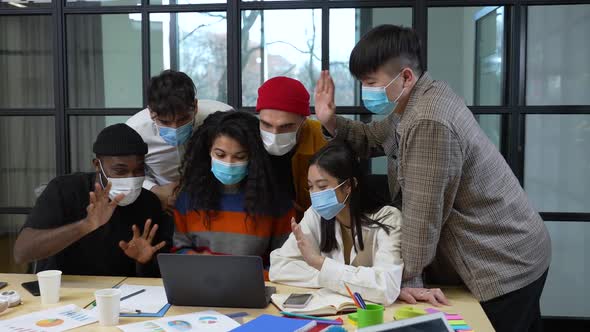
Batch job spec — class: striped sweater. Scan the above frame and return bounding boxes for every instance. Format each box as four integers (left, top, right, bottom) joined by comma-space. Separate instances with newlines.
172, 191, 294, 263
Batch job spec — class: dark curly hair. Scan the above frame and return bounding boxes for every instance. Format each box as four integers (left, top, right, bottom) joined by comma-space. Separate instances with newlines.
147, 70, 196, 118
309, 141, 393, 253
178, 110, 289, 227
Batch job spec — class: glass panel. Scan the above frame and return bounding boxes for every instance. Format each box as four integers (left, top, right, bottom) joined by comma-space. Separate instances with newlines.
0, 0, 51, 8
526, 5, 590, 105
525, 115, 590, 213
241, 9, 321, 107
428, 7, 505, 106
475, 114, 502, 151
541, 222, 590, 318
70, 116, 131, 172
67, 14, 142, 108
0, 116, 56, 208
66, 0, 138, 7
0, 214, 28, 273
0, 15, 53, 108
329, 8, 412, 107
150, 12, 228, 103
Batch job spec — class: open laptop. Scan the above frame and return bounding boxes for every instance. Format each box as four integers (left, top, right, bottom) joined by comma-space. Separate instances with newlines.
157, 254, 275, 308
358, 312, 454, 332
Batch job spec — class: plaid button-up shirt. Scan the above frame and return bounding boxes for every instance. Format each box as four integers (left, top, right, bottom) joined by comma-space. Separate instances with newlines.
332, 72, 551, 301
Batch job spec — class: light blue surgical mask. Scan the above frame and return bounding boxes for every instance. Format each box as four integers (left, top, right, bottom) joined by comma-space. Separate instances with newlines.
310, 180, 350, 220
211, 158, 249, 185
158, 121, 193, 146
361, 72, 405, 115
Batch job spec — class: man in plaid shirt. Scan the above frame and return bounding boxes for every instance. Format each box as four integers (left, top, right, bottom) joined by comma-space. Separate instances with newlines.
315, 25, 551, 332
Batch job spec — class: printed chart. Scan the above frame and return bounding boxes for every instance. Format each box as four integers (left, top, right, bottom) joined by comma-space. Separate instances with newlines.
2, 304, 97, 332
118, 311, 240, 332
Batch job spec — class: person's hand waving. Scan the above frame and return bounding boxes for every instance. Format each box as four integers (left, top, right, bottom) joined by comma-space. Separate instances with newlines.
291, 218, 324, 270
315, 70, 337, 135
85, 182, 124, 232
119, 219, 166, 264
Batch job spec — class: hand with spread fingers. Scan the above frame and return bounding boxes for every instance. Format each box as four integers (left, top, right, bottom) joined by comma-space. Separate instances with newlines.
291, 218, 324, 270
85, 182, 125, 232
119, 219, 166, 264
314, 70, 337, 135
399, 287, 450, 307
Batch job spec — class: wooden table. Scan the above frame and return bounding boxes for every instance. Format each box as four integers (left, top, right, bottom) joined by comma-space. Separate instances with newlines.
0, 274, 495, 331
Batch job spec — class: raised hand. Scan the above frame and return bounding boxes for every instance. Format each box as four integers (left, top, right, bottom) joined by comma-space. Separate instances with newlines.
315, 70, 337, 135
85, 182, 125, 232
291, 218, 324, 270
119, 219, 166, 264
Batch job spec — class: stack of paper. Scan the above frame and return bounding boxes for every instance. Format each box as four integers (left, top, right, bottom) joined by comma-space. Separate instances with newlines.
1, 304, 97, 332
117, 310, 240, 332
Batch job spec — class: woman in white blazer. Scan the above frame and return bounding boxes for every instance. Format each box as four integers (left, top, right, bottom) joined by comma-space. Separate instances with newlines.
269, 141, 403, 305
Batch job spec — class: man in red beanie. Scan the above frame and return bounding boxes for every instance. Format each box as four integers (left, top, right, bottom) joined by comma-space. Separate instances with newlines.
256, 76, 327, 217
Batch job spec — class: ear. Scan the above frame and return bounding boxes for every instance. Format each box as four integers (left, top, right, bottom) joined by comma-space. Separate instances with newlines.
92, 158, 100, 172
194, 99, 199, 114
402, 68, 416, 88
344, 178, 354, 196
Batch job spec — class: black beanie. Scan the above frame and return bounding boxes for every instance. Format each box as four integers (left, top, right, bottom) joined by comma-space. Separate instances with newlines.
92, 124, 148, 156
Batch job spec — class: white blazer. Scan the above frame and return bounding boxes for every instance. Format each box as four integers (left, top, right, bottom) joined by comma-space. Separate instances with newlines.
269, 205, 403, 305
126, 99, 233, 190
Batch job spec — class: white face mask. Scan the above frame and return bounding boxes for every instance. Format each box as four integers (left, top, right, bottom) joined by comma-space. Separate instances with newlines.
98, 160, 144, 206
260, 129, 298, 156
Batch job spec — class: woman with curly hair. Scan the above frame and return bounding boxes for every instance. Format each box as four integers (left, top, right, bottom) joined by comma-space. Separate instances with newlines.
172, 110, 295, 267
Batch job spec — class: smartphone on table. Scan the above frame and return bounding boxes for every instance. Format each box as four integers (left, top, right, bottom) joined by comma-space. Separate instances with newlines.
283, 293, 313, 309
21, 281, 40, 296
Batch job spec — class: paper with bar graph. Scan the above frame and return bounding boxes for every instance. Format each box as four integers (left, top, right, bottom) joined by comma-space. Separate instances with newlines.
1, 304, 97, 332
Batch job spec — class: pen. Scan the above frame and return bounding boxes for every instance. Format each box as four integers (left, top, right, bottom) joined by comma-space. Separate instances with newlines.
343, 283, 360, 308
121, 289, 146, 301
227, 312, 249, 319
353, 293, 366, 309
279, 312, 343, 325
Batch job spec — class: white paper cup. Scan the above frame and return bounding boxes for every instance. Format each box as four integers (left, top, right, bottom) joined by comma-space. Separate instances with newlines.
37, 270, 62, 305
95, 288, 121, 326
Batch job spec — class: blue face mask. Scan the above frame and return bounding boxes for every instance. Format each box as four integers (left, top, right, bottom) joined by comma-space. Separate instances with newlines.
310, 180, 350, 220
158, 121, 193, 146
211, 158, 249, 185
361, 72, 405, 115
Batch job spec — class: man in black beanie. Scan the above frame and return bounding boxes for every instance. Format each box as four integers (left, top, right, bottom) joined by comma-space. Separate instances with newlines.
14, 124, 172, 277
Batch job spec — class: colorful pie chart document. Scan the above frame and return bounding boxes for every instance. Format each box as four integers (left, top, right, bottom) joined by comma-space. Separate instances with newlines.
2, 304, 97, 332
117, 310, 240, 332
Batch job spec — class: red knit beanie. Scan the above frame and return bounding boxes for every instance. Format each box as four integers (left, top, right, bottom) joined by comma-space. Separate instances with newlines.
256, 76, 310, 116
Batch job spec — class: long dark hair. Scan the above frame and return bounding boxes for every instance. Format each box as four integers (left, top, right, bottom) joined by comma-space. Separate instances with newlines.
178, 110, 288, 226
309, 141, 393, 253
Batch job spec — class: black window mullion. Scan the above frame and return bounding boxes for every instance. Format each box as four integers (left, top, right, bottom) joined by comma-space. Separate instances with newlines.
55, 0, 68, 176
227, 0, 239, 108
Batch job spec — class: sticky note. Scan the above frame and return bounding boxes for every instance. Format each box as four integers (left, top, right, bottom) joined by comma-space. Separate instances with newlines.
425, 308, 440, 314
445, 314, 464, 320
450, 325, 470, 330
449, 320, 467, 325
